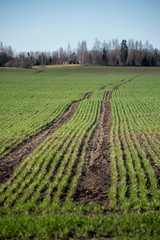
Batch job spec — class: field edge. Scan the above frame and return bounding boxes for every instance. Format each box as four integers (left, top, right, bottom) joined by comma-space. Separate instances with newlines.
0, 210, 160, 239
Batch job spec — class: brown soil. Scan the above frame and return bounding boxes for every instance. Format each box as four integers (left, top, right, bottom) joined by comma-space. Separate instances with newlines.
114, 85, 120, 90
0, 93, 92, 185
84, 92, 92, 99
114, 79, 133, 90
74, 74, 145, 204
99, 86, 106, 90
74, 92, 112, 205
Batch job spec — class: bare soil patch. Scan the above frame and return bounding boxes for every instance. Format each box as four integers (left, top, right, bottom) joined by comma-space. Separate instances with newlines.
114, 85, 120, 90
74, 92, 112, 205
99, 86, 106, 90
84, 92, 92, 99
0, 93, 92, 185
74, 73, 148, 204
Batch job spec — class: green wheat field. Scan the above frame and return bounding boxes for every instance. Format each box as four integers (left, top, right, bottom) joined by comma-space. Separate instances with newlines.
0, 66, 160, 239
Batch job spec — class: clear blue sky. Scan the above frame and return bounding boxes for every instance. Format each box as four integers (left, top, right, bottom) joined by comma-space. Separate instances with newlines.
0, 0, 160, 52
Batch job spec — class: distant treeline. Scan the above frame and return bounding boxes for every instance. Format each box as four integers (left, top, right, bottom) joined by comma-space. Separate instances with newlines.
0, 39, 160, 68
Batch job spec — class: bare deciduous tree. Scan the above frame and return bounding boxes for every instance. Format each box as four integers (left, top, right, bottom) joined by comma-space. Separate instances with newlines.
1, 39, 160, 68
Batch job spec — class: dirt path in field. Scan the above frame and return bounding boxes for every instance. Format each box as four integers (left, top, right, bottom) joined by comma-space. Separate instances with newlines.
0, 92, 92, 184
74, 72, 148, 205
74, 92, 112, 204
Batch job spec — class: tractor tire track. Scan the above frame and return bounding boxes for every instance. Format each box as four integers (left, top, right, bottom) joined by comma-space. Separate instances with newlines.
74, 72, 147, 205
74, 91, 112, 204
0, 92, 92, 184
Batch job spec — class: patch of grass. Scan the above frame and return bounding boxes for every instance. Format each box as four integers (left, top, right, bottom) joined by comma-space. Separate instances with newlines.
0, 210, 160, 239
0, 66, 131, 159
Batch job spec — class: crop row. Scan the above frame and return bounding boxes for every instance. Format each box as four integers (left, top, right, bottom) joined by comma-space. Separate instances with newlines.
109, 73, 160, 211
0, 90, 105, 213
1, 67, 154, 214
0, 66, 121, 160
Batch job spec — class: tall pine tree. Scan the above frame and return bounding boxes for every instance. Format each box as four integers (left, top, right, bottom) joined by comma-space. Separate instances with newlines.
120, 40, 128, 65
102, 48, 108, 65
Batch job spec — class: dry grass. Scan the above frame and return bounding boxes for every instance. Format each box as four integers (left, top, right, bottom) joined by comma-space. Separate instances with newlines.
32, 64, 81, 69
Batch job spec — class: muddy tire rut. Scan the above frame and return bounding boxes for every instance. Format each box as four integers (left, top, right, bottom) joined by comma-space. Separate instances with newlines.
74, 92, 112, 205
0, 93, 92, 185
